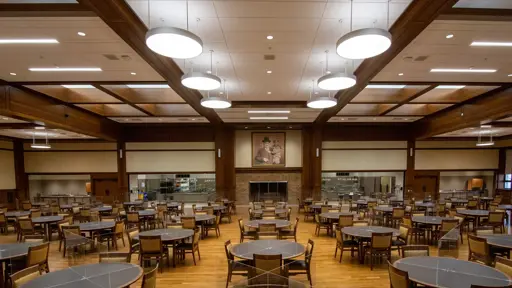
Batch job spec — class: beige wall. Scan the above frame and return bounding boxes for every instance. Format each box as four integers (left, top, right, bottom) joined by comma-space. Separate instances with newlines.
415, 149, 499, 170
323, 141, 407, 149
235, 130, 302, 168
126, 142, 215, 173
0, 141, 13, 150
322, 149, 407, 171
416, 141, 479, 148
0, 150, 16, 189
25, 151, 117, 173
24, 142, 116, 151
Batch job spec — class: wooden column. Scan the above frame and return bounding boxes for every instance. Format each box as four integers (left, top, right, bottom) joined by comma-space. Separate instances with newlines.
302, 126, 322, 200
13, 140, 28, 202
215, 126, 235, 200
405, 140, 415, 199
117, 142, 128, 202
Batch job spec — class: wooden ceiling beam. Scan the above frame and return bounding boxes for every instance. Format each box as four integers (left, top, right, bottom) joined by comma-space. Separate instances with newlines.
314, 0, 458, 124
0, 123, 43, 130
438, 8, 512, 21
412, 85, 512, 139
0, 84, 121, 141
93, 85, 155, 116
0, 3, 94, 17
78, 0, 223, 125
369, 81, 507, 86
379, 85, 436, 116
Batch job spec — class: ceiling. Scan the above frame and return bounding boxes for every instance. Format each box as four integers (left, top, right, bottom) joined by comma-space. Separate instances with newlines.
436, 126, 512, 138
0, 128, 94, 139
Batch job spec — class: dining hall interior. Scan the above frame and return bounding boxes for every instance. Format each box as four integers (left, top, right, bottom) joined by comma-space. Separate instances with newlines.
0, 0, 512, 287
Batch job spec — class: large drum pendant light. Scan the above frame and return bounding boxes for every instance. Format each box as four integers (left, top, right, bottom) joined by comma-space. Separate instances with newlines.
145, 1, 203, 59
182, 50, 222, 91
336, 0, 392, 60
317, 50, 356, 90
307, 81, 337, 109
201, 81, 231, 109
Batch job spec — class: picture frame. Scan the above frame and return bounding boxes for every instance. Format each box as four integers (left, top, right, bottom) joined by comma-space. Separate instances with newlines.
251, 132, 286, 167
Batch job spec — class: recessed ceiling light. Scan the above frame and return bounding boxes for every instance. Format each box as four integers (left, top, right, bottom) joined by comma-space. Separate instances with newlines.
430, 68, 496, 73
0, 39, 58, 44
29, 67, 102, 72
206, 70, 212, 74
191, 118, 196, 121
366, 85, 405, 89
508, 74, 512, 77
436, 85, 466, 89
341, 118, 344, 120
61, 85, 94, 89
267, 35, 273, 40
219, 92, 224, 95
34, 127, 45, 130
373, 118, 376, 120
470, 41, 512, 47
158, 118, 163, 121
398, 73, 404, 76
126, 84, 170, 89
289, 126, 292, 129
481, 125, 492, 128
404, 118, 408, 120
244, 126, 248, 129
9, 72, 16, 76
267, 126, 271, 129
267, 92, 272, 95
266, 70, 272, 74
77, 32, 86, 37
131, 72, 137, 75
250, 117, 288, 120
1, 117, 8, 120
446, 34, 454, 39
248, 111, 290, 114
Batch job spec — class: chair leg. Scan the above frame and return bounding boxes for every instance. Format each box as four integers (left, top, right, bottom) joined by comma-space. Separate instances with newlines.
192, 251, 196, 265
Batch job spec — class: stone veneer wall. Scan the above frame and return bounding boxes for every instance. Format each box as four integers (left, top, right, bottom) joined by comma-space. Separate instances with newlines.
235, 173, 301, 205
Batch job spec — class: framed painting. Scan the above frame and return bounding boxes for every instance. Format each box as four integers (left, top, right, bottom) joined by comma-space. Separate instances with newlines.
251, 132, 286, 167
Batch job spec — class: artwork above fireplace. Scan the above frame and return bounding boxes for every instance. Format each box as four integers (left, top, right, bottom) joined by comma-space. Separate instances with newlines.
249, 181, 288, 202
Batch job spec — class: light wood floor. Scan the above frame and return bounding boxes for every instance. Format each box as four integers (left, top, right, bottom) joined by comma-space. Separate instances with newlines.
1, 209, 506, 288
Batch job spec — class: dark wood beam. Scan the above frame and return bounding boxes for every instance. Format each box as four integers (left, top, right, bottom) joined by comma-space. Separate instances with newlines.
314, 0, 458, 124
0, 123, 43, 130
13, 140, 28, 202
0, 84, 121, 141
0, 3, 94, 17
93, 85, 155, 116
379, 85, 436, 116
369, 81, 508, 86
439, 8, 512, 21
412, 85, 512, 139
78, 0, 223, 125
487, 122, 512, 128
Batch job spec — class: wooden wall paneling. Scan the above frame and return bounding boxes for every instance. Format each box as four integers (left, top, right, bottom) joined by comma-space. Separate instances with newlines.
315, 0, 459, 123
13, 140, 28, 203
411, 171, 440, 201
302, 126, 322, 200
301, 127, 312, 200
323, 124, 410, 141
0, 3, 95, 17
215, 127, 235, 200
117, 142, 128, 202
405, 140, 415, 198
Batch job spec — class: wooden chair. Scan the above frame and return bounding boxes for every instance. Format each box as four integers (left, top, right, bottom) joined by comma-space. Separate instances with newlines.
9, 266, 40, 288
78, 208, 91, 222
100, 215, 117, 222
181, 216, 198, 232
176, 231, 201, 265
467, 200, 478, 210
21, 202, 32, 211
220, 205, 232, 223
400, 245, 430, 258
468, 234, 492, 266
26, 242, 50, 274
141, 264, 158, 288
99, 252, 131, 263
126, 227, 140, 256
435, 219, 460, 241
364, 232, 392, 270
17, 218, 42, 242
279, 217, 299, 242
303, 205, 315, 222
495, 256, 512, 278
287, 239, 314, 286
224, 239, 249, 288
139, 235, 168, 272
320, 205, 330, 214
98, 220, 125, 250
487, 212, 505, 233
0, 213, 8, 234
388, 260, 412, 288
335, 228, 358, 262
61, 225, 87, 257
148, 209, 166, 230
126, 211, 142, 230
390, 208, 405, 228
297, 198, 305, 213
203, 214, 221, 238
238, 218, 256, 243
257, 223, 279, 240
314, 214, 330, 236
249, 254, 286, 287
392, 224, 409, 255
203, 206, 214, 216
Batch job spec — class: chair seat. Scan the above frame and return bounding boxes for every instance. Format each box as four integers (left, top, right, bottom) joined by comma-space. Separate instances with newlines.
279, 229, 294, 235
392, 239, 406, 246
284, 259, 307, 270
243, 231, 257, 236
176, 243, 193, 249
342, 240, 359, 246
232, 260, 251, 271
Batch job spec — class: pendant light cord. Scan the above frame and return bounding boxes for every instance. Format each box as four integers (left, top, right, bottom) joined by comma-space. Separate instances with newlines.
186, 0, 189, 31
147, 0, 151, 29
350, 0, 353, 32
210, 50, 214, 72
387, 0, 390, 29
325, 50, 329, 73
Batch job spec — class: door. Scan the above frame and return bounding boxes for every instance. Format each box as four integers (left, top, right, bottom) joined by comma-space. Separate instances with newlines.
93, 179, 118, 204
413, 176, 438, 200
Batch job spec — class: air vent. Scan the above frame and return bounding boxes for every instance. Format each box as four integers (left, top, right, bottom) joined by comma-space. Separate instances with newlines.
414, 55, 429, 62
103, 54, 119, 60
264, 54, 275, 60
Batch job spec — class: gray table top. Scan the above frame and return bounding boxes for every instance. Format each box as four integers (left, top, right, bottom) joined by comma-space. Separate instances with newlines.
231, 240, 305, 260
79, 222, 115, 232
0, 242, 42, 261
415, 202, 435, 208
374, 207, 393, 213
124, 202, 143, 206
91, 207, 112, 212
394, 256, 511, 288
310, 204, 338, 209
356, 199, 378, 204
31, 202, 48, 207
319, 212, 354, 220
341, 226, 400, 238
412, 216, 452, 225
196, 205, 226, 211
59, 205, 74, 209
20, 263, 143, 288
456, 209, 489, 217
450, 199, 469, 203
477, 234, 512, 249
253, 209, 287, 214
498, 204, 512, 210
167, 203, 180, 207
481, 197, 494, 201
5, 211, 31, 218
32, 216, 63, 224
246, 219, 291, 229
138, 210, 156, 216
133, 228, 194, 242
173, 214, 216, 222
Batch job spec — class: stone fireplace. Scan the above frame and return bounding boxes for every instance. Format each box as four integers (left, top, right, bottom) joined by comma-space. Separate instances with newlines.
235, 172, 301, 204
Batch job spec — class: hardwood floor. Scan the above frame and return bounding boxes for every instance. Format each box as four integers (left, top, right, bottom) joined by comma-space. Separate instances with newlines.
1, 208, 504, 288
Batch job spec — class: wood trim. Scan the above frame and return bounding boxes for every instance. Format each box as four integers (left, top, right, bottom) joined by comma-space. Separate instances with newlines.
439, 8, 512, 21
315, 0, 459, 123
323, 124, 410, 141
126, 149, 215, 152
93, 85, 154, 116
117, 142, 128, 202
126, 171, 215, 175
405, 140, 415, 190
0, 123, 43, 130
0, 3, 95, 17
13, 140, 28, 201
379, 85, 436, 116
231, 101, 307, 108
415, 148, 499, 150
78, 0, 223, 125
215, 127, 235, 200
322, 148, 406, 151
27, 172, 103, 175
369, 81, 509, 86
235, 167, 302, 173
24, 150, 117, 153
0, 148, 13, 151
416, 169, 498, 172
321, 170, 406, 173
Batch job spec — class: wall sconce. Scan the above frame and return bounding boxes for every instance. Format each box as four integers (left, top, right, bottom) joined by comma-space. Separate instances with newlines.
85, 182, 91, 193
218, 148, 222, 158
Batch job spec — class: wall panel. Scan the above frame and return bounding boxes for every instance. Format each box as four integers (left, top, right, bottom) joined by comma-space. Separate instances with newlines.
0, 150, 15, 189
25, 152, 117, 173
126, 151, 215, 172
322, 150, 407, 171
415, 149, 499, 170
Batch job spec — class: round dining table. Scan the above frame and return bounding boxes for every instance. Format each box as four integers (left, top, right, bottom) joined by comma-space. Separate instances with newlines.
79, 221, 115, 232
4, 211, 31, 218
394, 256, 512, 288
32, 215, 63, 241
21, 263, 143, 288
341, 226, 399, 264
252, 208, 287, 215
196, 205, 226, 212
173, 214, 216, 223
245, 219, 291, 229
91, 206, 112, 213
476, 234, 512, 249
138, 210, 157, 217
457, 209, 489, 231
319, 212, 353, 220
231, 240, 305, 260
0, 242, 42, 285
134, 228, 194, 267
